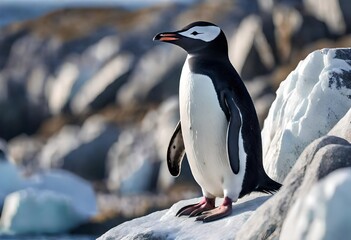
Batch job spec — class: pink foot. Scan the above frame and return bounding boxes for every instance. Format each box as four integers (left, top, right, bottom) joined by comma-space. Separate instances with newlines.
196, 197, 232, 222
176, 197, 215, 217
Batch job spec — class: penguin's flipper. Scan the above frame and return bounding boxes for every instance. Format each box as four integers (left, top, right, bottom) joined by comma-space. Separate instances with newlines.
167, 121, 186, 176
222, 90, 242, 175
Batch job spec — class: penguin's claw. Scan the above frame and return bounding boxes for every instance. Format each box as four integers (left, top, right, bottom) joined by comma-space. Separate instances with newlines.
176, 197, 215, 217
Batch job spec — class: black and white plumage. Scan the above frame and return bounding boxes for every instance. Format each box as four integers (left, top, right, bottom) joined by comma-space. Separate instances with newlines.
154, 21, 281, 222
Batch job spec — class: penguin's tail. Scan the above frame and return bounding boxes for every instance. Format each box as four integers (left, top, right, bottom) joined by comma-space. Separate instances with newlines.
256, 174, 282, 194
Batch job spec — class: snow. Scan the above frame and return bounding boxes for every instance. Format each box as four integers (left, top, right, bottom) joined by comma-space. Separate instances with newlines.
280, 168, 351, 240
0, 168, 97, 234
98, 193, 270, 240
261, 48, 351, 183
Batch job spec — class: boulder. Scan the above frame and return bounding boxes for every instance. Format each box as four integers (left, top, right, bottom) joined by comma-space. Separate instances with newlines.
38, 115, 120, 181
328, 107, 351, 142
8, 134, 43, 169
280, 168, 351, 240
106, 97, 189, 194
262, 48, 351, 183
70, 53, 134, 115
117, 45, 185, 106
98, 193, 270, 240
236, 135, 351, 240
304, 0, 351, 35
229, 14, 277, 80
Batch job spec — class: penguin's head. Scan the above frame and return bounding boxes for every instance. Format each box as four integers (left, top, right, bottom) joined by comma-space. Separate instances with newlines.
153, 21, 227, 55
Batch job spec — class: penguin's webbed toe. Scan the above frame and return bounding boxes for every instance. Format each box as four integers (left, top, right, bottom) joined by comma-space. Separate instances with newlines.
176, 197, 215, 217
196, 196, 232, 222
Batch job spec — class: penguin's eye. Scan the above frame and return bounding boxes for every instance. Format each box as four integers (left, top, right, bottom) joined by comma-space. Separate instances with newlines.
191, 31, 202, 36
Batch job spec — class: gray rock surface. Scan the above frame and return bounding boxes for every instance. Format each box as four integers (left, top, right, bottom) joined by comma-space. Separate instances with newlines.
280, 167, 351, 240
304, 0, 351, 35
117, 45, 185, 106
107, 97, 181, 193
236, 136, 351, 240
38, 115, 120, 181
328, 107, 351, 142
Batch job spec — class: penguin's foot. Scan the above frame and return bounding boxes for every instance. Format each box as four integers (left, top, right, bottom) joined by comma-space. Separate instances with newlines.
176, 197, 215, 217
196, 196, 232, 222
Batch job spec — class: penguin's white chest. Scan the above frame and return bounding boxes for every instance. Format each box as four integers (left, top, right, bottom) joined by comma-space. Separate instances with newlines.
179, 58, 245, 200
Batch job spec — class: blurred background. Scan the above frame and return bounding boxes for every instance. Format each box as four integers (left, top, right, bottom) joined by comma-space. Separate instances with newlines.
0, 0, 350, 238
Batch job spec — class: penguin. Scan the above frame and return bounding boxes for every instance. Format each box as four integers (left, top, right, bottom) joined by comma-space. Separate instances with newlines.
153, 21, 281, 222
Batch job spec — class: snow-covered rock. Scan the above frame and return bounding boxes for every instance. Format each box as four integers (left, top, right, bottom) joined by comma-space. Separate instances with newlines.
98, 193, 270, 240
0, 143, 25, 206
262, 48, 351, 183
29, 169, 97, 219
0, 169, 97, 235
281, 168, 351, 240
0, 162, 24, 206
0, 189, 85, 234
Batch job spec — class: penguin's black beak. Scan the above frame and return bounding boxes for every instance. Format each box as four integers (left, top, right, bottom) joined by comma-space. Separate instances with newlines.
153, 32, 180, 42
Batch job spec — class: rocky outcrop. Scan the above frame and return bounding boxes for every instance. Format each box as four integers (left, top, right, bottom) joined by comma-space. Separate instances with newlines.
37, 115, 120, 181
280, 168, 351, 240
236, 136, 351, 240
329, 107, 351, 142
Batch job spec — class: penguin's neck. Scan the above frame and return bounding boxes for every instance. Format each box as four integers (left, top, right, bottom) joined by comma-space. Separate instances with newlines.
188, 48, 229, 62
187, 51, 230, 66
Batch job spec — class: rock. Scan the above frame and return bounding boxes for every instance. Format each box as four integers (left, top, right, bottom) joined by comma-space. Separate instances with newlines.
0, 169, 97, 234
304, 0, 351, 35
70, 53, 134, 115
107, 97, 182, 194
245, 76, 275, 127
262, 48, 351, 183
236, 135, 351, 240
229, 14, 277, 80
328, 107, 351, 142
106, 127, 160, 194
38, 115, 120, 181
98, 193, 271, 240
8, 134, 44, 169
45, 32, 126, 115
117, 45, 185, 106
280, 168, 351, 240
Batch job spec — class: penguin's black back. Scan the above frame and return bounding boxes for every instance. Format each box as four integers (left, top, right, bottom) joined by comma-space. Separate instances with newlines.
187, 55, 281, 197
